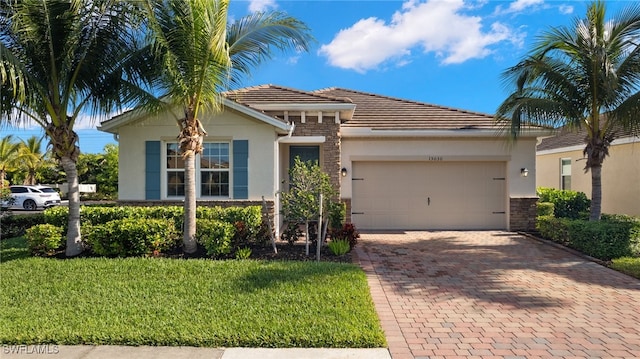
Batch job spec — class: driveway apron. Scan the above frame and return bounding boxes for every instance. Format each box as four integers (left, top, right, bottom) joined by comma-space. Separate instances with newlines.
355, 231, 640, 359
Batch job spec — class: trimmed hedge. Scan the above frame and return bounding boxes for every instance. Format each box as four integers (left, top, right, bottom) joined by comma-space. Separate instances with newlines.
537, 202, 554, 217
1, 213, 45, 238
84, 218, 179, 257
537, 215, 640, 261
41, 205, 264, 257
44, 205, 262, 240
25, 224, 64, 256
537, 187, 590, 219
196, 219, 235, 257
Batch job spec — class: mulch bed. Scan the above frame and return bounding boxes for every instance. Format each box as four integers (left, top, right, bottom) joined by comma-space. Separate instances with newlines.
173, 241, 352, 263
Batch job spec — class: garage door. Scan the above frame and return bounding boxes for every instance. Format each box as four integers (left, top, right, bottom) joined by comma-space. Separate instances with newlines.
351, 161, 506, 230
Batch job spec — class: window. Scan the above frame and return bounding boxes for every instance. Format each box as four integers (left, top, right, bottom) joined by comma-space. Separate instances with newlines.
165, 142, 230, 198
561, 158, 571, 190
200, 143, 230, 197
166, 143, 184, 196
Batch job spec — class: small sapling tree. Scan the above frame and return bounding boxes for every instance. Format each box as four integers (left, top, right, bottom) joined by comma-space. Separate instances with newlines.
280, 157, 338, 256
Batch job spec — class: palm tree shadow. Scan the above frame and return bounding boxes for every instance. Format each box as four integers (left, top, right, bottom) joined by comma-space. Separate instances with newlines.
357, 231, 640, 310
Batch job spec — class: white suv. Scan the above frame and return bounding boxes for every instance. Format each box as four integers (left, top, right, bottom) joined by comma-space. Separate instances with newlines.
1, 185, 62, 211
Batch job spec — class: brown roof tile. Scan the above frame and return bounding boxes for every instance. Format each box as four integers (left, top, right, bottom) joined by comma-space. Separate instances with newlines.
537, 123, 639, 152
224, 84, 349, 105
314, 87, 499, 130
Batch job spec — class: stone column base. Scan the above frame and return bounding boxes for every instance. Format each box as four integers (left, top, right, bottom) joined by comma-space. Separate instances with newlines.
510, 197, 538, 232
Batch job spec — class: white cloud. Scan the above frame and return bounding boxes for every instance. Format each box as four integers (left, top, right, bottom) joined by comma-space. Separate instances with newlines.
508, 0, 544, 13
248, 0, 277, 13
559, 4, 573, 15
319, 0, 520, 72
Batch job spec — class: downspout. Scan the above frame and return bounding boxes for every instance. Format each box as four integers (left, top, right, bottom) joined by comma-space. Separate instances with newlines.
273, 122, 295, 238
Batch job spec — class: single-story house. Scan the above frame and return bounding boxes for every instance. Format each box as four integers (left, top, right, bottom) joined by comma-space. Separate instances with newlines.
99, 85, 546, 232
537, 127, 640, 216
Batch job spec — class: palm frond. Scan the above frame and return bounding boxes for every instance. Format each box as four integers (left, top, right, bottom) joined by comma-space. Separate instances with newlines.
227, 11, 314, 88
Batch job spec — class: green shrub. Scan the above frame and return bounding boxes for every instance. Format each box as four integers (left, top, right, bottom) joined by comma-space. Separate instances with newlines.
43, 206, 69, 230
327, 200, 346, 230
281, 221, 303, 245
537, 215, 640, 261
25, 224, 64, 256
328, 239, 350, 256
537, 202, 554, 217
611, 257, 640, 279
329, 223, 360, 249
235, 247, 252, 259
536, 187, 590, 219
0, 213, 45, 238
536, 215, 571, 245
43, 205, 262, 255
196, 219, 235, 257
85, 218, 179, 257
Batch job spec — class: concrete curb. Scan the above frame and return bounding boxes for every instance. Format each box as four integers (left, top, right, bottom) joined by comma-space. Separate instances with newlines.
1, 345, 392, 359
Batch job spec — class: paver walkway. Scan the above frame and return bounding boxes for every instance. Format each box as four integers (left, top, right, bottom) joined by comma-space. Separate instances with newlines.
354, 231, 640, 359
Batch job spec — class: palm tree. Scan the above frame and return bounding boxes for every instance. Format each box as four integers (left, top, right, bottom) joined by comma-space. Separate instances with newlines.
0, 0, 148, 256
142, 0, 313, 253
495, 0, 640, 221
17, 135, 45, 185
0, 135, 20, 187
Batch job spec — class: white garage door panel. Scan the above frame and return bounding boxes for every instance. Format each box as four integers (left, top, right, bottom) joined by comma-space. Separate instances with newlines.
352, 161, 506, 230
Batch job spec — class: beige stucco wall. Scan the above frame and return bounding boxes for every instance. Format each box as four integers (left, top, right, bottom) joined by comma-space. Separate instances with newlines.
116, 108, 279, 201
340, 136, 538, 198
537, 140, 640, 216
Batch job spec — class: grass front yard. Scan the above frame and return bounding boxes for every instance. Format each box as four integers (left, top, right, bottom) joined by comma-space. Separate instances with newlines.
0, 237, 386, 348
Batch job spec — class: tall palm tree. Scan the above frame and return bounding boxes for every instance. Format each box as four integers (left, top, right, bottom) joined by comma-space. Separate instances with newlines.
495, 0, 640, 221
17, 135, 45, 185
0, 135, 20, 187
0, 0, 149, 256
142, 0, 313, 253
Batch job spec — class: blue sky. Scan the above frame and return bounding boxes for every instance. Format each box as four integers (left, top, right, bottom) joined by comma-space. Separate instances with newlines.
3, 0, 630, 153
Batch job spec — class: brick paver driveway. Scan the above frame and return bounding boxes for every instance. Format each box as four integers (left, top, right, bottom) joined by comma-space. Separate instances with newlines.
355, 231, 640, 359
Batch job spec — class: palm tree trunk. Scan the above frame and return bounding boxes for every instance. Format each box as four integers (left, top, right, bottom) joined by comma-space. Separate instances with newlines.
590, 164, 603, 221
61, 156, 83, 257
183, 151, 197, 254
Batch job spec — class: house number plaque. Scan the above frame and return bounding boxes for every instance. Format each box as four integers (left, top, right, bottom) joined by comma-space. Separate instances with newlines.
427, 156, 443, 161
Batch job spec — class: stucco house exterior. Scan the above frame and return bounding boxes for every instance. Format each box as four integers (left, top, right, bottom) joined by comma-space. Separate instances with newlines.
537, 127, 640, 216
99, 85, 545, 232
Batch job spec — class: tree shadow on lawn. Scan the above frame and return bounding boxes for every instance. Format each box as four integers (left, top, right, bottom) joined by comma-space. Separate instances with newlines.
357, 231, 640, 310
232, 260, 362, 293
0, 237, 30, 263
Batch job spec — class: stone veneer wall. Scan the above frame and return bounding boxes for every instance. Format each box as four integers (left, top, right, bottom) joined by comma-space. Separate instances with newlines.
509, 197, 538, 232
287, 115, 342, 192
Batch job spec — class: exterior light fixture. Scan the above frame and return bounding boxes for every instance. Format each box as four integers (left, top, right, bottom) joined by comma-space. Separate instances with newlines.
341, 167, 348, 177
520, 168, 529, 177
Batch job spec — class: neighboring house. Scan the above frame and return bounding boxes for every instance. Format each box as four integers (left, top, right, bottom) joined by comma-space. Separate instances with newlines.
537, 128, 640, 216
99, 85, 546, 232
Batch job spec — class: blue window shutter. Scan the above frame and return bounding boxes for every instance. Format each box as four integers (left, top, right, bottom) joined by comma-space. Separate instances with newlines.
145, 141, 161, 200
233, 140, 249, 199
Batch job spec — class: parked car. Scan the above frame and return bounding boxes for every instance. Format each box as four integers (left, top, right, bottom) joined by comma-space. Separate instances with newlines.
1, 185, 62, 211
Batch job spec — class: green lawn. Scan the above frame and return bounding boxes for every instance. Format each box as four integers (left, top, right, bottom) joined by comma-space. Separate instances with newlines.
0, 237, 386, 348
611, 257, 640, 279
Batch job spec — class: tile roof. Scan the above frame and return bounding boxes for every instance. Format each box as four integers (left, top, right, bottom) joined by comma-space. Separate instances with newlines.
537, 124, 639, 151
225, 85, 504, 131
224, 84, 349, 105
537, 128, 586, 151
314, 87, 499, 130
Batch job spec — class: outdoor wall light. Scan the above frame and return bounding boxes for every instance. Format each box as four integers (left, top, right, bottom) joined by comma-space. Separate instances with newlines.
520, 168, 529, 177
341, 167, 348, 177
